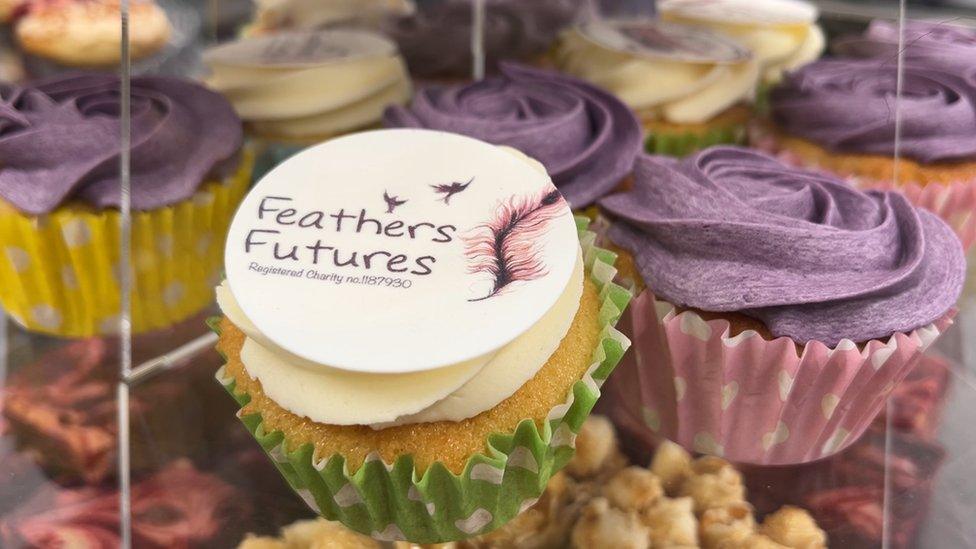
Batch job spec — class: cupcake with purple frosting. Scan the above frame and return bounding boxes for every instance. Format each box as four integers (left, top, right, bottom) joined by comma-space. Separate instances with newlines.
0, 74, 250, 337
384, 63, 641, 209
761, 58, 976, 248
383, 0, 581, 82
598, 146, 964, 465
834, 19, 976, 75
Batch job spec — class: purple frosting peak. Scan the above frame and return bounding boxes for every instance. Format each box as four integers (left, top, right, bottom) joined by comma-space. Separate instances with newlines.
600, 147, 965, 345
384, 63, 641, 208
771, 58, 976, 163
834, 19, 976, 75
0, 75, 242, 215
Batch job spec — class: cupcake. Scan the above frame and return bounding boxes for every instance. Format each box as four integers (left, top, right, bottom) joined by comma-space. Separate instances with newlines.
383, 63, 641, 209
834, 19, 976, 75
597, 146, 964, 465
0, 74, 249, 337
205, 28, 411, 176
555, 19, 760, 156
760, 58, 976, 248
14, 0, 171, 68
659, 0, 825, 84
382, 0, 582, 83
212, 129, 630, 542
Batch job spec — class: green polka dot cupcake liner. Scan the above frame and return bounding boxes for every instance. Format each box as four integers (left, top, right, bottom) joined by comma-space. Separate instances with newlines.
0, 153, 251, 337
211, 218, 632, 543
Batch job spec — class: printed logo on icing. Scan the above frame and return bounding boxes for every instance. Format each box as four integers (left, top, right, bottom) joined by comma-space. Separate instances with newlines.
659, 0, 818, 26
203, 29, 396, 68
224, 129, 578, 374
579, 19, 751, 64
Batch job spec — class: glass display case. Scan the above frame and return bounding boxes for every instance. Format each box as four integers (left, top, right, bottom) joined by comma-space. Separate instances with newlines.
1, 1, 975, 547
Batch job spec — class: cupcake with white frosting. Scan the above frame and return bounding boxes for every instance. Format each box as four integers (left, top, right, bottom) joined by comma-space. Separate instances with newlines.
205, 28, 411, 175
659, 0, 825, 85
555, 19, 760, 156
211, 129, 630, 543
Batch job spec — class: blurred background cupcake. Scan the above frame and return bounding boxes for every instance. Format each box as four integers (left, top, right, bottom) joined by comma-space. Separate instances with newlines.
0, 74, 249, 337
11, 0, 201, 77
659, 0, 823, 84
382, 0, 583, 83
658, 0, 824, 112
555, 19, 759, 156
833, 18, 976, 75
205, 28, 411, 178
762, 58, 976, 249
597, 146, 964, 465
383, 63, 641, 209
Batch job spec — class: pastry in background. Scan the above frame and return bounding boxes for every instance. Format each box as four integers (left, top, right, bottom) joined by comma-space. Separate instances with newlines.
0, 0, 21, 23
14, 0, 171, 67
383, 0, 582, 82
0, 75, 249, 336
213, 129, 630, 543
205, 28, 411, 175
238, 416, 828, 549
245, 0, 415, 36
659, 0, 825, 85
1, 313, 231, 483
834, 19, 976, 75
0, 459, 249, 548
760, 58, 976, 248
384, 63, 641, 209
555, 19, 759, 156
598, 146, 964, 465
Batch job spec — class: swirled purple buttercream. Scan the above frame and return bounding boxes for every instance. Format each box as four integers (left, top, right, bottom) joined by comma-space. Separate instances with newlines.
834, 19, 976, 75
600, 146, 965, 345
771, 58, 976, 163
384, 63, 641, 208
0, 74, 242, 215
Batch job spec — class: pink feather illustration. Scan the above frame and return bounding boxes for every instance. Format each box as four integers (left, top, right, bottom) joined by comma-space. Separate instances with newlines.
464, 187, 567, 301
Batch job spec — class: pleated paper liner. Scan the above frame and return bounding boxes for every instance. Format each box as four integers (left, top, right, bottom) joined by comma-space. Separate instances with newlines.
645, 124, 747, 157
0, 152, 252, 337
751, 126, 976, 251
602, 290, 954, 466
210, 218, 632, 543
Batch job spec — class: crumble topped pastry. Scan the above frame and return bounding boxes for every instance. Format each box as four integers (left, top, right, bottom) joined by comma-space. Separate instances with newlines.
239, 416, 827, 548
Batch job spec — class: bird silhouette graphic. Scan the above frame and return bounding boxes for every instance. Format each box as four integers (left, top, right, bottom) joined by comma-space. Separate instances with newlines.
382, 190, 407, 213
431, 177, 473, 205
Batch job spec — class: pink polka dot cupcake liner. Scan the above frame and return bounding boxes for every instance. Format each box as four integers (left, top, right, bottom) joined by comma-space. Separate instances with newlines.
601, 290, 955, 465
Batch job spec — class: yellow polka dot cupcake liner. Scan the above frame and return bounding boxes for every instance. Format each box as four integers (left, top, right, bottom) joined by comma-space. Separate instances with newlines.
0, 153, 252, 337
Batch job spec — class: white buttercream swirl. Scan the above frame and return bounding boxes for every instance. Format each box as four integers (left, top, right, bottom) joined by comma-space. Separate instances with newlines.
205, 29, 411, 140
660, 0, 824, 83
216, 253, 582, 427
554, 23, 760, 124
